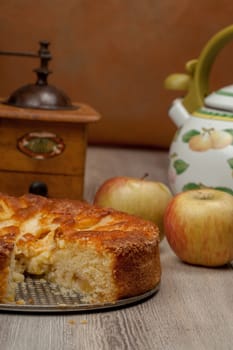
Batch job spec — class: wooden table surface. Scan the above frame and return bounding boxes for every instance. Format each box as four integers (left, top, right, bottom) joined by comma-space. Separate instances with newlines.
1, 146, 233, 350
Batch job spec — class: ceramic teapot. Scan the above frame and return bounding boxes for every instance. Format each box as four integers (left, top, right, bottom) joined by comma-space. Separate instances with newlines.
165, 25, 233, 195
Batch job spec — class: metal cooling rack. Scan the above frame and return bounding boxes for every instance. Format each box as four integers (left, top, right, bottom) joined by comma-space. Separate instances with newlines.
0, 277, 159, 313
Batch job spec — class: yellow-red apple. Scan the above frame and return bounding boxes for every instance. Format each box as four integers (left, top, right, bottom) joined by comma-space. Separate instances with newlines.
164, 189, 233, 266
93, 176, 172, 241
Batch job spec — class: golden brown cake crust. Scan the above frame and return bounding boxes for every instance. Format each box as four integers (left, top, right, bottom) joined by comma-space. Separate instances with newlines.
0, 193, 161, 303
0, 226, 19, 301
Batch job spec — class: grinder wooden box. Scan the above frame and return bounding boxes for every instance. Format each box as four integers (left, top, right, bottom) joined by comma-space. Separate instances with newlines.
0, 102, 100, 199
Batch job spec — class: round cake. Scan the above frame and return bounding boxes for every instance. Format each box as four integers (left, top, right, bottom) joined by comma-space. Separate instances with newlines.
0, 193, 161, 304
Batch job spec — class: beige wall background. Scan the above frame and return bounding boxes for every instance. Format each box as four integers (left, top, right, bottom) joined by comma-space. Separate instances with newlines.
0, 1, 233, 149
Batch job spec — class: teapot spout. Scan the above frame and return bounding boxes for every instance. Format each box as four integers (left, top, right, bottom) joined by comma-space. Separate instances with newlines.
169, 98, 190, 128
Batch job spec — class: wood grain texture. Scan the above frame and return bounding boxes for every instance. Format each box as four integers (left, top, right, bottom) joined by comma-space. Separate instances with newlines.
0, 146, 233, 350
0, 118, 87, 198
0, 172, 84, 199
0, 102, 100, 123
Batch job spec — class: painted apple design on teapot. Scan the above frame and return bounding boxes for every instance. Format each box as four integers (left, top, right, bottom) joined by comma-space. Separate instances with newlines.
187, 128, 233, 151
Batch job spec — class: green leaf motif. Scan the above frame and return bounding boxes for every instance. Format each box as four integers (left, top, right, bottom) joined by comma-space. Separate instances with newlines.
215, 187, 233, 196
182, 183, 202, 191
182, 183, 233, 196
182, 130, 200, 143
224, 128, 233, 136
170, 152, 178, 159
227, 158, 233, 169
173, 159, 189, 174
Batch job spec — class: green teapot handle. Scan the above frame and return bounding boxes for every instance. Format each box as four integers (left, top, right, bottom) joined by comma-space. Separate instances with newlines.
165, 25, 233, 113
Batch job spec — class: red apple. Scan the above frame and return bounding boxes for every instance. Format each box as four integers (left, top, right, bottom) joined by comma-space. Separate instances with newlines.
164, 189, 233, 266
93, 176, 173, 241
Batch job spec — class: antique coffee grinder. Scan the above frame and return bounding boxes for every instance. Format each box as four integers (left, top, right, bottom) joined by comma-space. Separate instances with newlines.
0, 41, 100, 199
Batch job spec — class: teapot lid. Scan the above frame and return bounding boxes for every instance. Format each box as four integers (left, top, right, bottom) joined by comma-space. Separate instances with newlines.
204, 85, 233, 112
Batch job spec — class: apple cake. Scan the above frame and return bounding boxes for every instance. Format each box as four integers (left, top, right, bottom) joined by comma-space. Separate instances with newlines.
0, 193, 161, 304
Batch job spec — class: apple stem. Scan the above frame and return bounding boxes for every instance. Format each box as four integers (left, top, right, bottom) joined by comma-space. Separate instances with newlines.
141, 173, 149, 180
